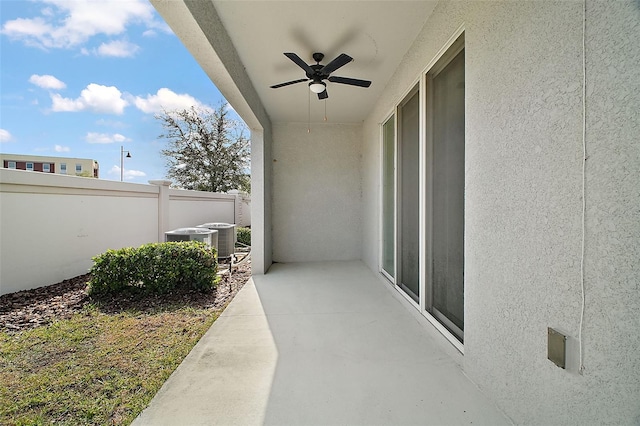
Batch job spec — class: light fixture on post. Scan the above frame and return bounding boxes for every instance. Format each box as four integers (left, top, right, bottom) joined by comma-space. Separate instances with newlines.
120, 145, 131, 182
309, 81, 326, 94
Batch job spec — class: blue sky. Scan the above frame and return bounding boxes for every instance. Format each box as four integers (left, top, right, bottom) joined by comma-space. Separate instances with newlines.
0, 0, 231, 182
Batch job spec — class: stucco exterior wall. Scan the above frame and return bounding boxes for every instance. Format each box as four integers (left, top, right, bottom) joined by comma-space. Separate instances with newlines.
168, 189, 236, 229
251, 129, 273, 274
361, 0, 640, 424
0, 170, 158, 294
272, 123, 362, 263
0, 170, 243, 295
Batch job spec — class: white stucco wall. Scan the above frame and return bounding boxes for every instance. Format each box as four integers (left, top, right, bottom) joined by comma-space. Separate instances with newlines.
361, 0, 640, 424
0, 170, 158, 294
251, 129, 273, 274
168, 189, 236, 230
229, 190, 251, 227
0, 170, 246, 295
272, 123, 362, 263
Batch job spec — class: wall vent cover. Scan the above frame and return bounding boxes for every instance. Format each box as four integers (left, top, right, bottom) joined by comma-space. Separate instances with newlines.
548, 327, 567, 369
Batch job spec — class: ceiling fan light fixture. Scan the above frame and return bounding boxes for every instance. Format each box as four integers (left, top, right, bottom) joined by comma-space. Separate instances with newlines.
271, 52, 371, 100
309, 81, 326, 94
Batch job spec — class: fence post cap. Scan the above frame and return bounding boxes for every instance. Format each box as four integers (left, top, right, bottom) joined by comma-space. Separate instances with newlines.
148, 179, 172, 186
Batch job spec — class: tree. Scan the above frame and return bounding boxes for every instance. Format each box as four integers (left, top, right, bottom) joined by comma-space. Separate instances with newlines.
158, 104, 250, 193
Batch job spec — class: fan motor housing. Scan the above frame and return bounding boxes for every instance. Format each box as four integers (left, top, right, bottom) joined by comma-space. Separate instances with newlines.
269, 51, 371, 99
309, 64, 325, 80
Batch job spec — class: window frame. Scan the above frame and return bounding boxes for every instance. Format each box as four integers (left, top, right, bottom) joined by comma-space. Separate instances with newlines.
380, 113, 397, 282
378, 26, 465, 353
397, 85, 421, 304
424, 35, 466, 343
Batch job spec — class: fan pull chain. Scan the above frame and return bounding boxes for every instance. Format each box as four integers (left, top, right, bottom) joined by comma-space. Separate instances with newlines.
324, 99, 327, 122
307, 88, 311, 133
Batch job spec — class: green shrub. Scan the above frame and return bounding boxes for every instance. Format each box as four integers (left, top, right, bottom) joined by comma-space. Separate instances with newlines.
237, 227, 251, 246
88, 241, 218, 296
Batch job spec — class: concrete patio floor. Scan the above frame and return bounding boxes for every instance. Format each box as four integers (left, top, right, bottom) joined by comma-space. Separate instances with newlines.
133, 261, 510, 425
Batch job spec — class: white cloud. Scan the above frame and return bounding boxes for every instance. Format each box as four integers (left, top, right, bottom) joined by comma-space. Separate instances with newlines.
29, 74, 66, 90
95, 118, 128, 128
85, 132, 131, 144
142, 29, 156, 37
1, 0, 158, 50
146, 19, 172, 35
51, 83, 128, 114
133, 88, 208, 114
54, 144, 70, 152
96, 39, 140, 57
50, 94, 82, 112
109, 165, 146, 180
0, 129, 13, 143
1, 17, 52, 47
41, 7, 55, 18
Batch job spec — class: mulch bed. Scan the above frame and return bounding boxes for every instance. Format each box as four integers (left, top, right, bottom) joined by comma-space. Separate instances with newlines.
0, 262, 251, 333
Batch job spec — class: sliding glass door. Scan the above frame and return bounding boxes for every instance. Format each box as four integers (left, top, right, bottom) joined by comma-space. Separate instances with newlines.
381, 117, 395, 279
426, 40, 465, 341
380, 34, 465, 345
399, 87, 420, 303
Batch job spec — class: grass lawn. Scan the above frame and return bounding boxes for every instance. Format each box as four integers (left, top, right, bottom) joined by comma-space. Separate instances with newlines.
0, 304, 218, 425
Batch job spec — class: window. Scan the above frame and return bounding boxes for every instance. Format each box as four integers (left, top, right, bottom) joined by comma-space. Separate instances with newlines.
75, 164, 82, 174
8, 161, 16, 169
381, 87, 421, 302
43, 163, 51, 173
26, 162, 34, 171
381, 115, 396, 281
398, 87, 421, 303
60, 163, 67, 174
425, 35, 465, 342
379, 32, 465, 346
381, 116, 396, 279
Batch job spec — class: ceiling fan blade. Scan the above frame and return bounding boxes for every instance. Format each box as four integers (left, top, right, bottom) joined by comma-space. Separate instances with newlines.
328, 76, 372, 88
317, 90, 328, 100
270, 78, 309, 89
320, 53, 353, 75
284, 52, 314, 75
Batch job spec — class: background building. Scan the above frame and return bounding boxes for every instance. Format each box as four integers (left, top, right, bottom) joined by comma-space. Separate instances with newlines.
0, 153, 98, 178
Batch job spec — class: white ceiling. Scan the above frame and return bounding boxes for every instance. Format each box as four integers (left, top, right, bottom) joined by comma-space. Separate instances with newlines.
212, 1, 437, 124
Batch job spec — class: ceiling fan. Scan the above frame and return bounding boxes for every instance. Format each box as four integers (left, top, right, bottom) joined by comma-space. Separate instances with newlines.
270, 52, 371, 100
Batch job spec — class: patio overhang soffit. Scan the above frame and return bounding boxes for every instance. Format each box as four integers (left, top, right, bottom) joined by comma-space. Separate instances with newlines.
151, 0, 438, 125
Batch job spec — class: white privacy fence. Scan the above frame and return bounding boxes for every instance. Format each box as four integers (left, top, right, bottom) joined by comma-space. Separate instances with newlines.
0, 169, 250, 295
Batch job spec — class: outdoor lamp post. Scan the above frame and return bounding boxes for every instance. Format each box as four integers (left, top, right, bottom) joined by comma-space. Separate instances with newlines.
120, 146, 131, 182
